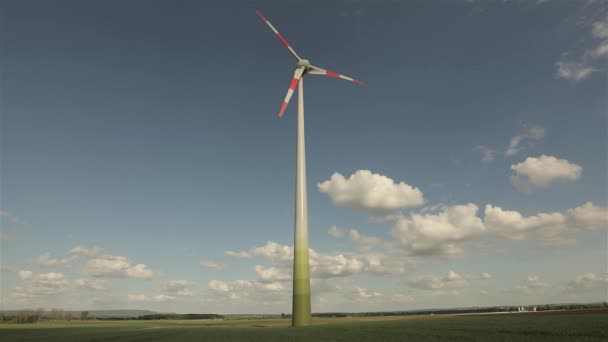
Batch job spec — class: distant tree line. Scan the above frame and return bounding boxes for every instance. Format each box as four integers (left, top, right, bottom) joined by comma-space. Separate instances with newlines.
0, 309, 88, 324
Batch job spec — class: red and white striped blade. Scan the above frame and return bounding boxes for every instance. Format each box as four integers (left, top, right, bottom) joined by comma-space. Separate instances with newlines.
256, 10, 302, 61
278, 67, 305, 118
308, 65, 364, 85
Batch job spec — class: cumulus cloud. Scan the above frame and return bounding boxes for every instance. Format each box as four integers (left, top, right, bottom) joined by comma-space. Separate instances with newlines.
225, 250, 252, 260
208, 280, 230, 293
318, 170, 424, 213
484, 202, 606, 243
84, 255, 154, 279
328, 225, 345, 238
200, 260, 227, 271
567, 202, 608, 229
69, 245, 102, 257
515, 275, 548, 294
162, 280, 194, 296
505, 125, 545, 157
19, 270, 33, 280
484, 205, 567, 240
481, 272, 492, 279
36, 252, 77, 268
510, 155, 582, 191
251, 241, 369, 280
345, 287, 383, 303
13, 272, 70, 299
75, 278, 108, 291
348, 229, 382, 251
254, 265, 291, 282
389, 204, 485, 256
206, 279, 287, 305
564, 273, 608, 293
385, 200, 605, 255
408, 270, 470, 290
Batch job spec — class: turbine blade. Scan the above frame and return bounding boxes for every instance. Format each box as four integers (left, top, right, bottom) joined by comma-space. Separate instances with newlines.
256, 10, 302, 61
308, 65, 364, 85
278, 67, 305, 118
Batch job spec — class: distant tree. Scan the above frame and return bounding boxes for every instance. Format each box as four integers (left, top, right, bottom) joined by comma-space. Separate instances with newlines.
80, 311, 89, 320
14, 309, 42, 324
281, 313, 285, 319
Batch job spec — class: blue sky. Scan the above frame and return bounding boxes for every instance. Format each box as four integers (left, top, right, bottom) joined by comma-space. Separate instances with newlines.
1, 0, 607, 314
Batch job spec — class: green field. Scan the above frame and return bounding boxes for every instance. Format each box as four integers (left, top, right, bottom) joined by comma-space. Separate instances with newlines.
1, 312, 607, 341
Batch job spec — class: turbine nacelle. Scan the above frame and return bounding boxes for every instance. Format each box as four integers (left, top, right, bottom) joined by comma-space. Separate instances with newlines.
297, 59, 311, 71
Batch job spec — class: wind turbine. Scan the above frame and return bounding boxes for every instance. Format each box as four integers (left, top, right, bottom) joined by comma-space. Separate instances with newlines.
255, 10, 364, 327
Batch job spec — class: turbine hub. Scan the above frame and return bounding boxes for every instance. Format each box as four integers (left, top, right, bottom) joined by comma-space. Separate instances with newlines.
297, 59, 311, 70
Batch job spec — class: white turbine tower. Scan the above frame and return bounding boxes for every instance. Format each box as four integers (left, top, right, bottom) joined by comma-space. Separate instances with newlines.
255, 10, 364, 327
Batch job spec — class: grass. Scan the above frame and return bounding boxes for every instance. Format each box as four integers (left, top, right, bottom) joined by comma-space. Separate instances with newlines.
1, 313, 607, 341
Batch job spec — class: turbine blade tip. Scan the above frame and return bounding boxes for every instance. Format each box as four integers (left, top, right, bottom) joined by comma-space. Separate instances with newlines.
255, 10, 267, 21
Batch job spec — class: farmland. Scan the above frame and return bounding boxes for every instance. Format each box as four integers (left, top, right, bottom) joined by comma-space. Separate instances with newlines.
1, 310, 607, 341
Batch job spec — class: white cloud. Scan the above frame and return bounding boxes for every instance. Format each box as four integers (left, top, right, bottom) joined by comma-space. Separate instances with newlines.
254, 265, 291, 282
348, 229, 382, 251
127, 294, 147, 302
162, 280, 194, 297
206, 279, 287, 305
484, 205, 567, 240
252, 241, 368, 279
152, 294, 175, 302
328, 225, 345, 238
200, 260, 227, 271
515, 275, 548, 294
318, 170, 424, 213
225, 250, 252, 260
13, 272, 70, 299
408, 270, 470, 290
75, 278, 109, 291
481, 272, 492, 279
36, 252, 77, 268
127, 294, 175, 303
389, 204, 485, 256
510, 155, 582, 191
592, 41, 608, 57
208, 280, 230, 293
125, 264, 154, 279
310, 250, 366, 278
19, 270, 33, 280
564, 273, 608, 293
345, 287, 383, 303
474, 145, 496, 162
567, 202, 608, 229
485, 202, 606, 244
505, 125, 545, 157
84, 255, 154, 279
69, 245, 102, 257
555, 62, 595, 81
